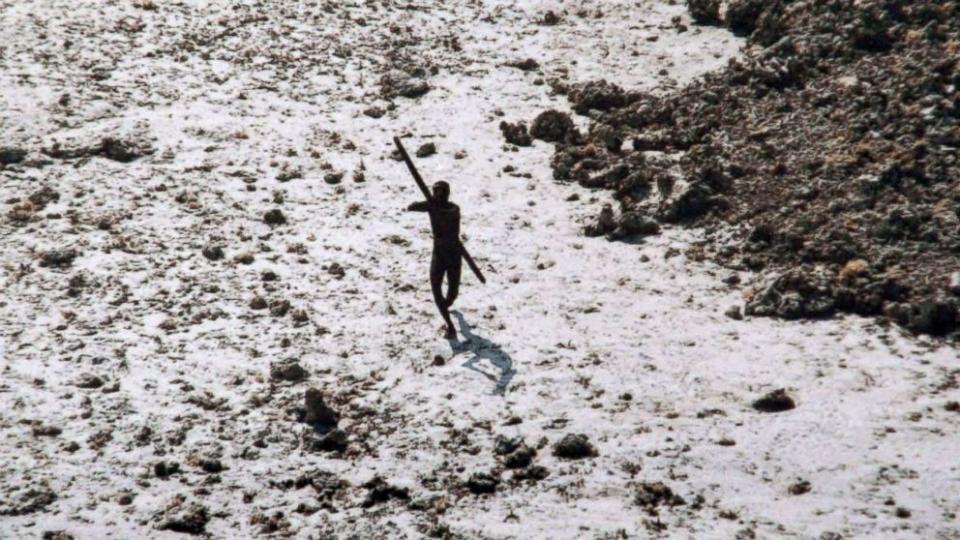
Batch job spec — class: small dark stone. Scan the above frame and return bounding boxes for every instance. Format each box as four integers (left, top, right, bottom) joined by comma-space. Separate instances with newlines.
39, 248, 78, 268
635, 481, 685, 509
270, 359, 307, 382
530, 110, 574, 143
309, 429, 348, 453
303, 388, 338, 427
156, 502, 209, 534
499, 121, 532, 147
415, 143, 437, 158
201, 245, 224, 261
503, 445, 536, 469
0, 147, 27, 165
75, 373, 104, 389
552, 433, 597, 459
361, 477, 409, 507
323, 171, 344, 185
788, 479, 811, 495
465, 472, 499, 494
263, 209, 286, 225
752, 389, 796, 413
725, 305, 743, 320
507, 58, 540, 71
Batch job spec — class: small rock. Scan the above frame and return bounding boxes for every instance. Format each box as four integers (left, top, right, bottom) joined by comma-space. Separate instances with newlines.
75, 373, 104, 389
263, 209, 286, 225
752, 389, 796, 413
725, 305, 743, 320
38, 248, 78, 268
32, 424, 62, 437
432, 354, 446, 366
154, 461, 180, 478
303, 388, 338, 427
552, 433, 597, 459
788, 479, 811, 495
415, 143, 436, 158
635, 481, 685, 509
530, 110, 574, 142
506, 58, 539, 71
361, 477, 409, 507
363, 106, 385, 119
541, 10, 561, 25
155, 500, 209, 534
201, 245, 224, 261
270, 359, 307, 382
307, 429, 348, 453
323, 171, 344, 185
503, 445, 536, 469
249, 296, 268, 310
42, 531, 74, 540
0, 146, 27, 165
465, 472, 499, 494
499, 121, 532, 147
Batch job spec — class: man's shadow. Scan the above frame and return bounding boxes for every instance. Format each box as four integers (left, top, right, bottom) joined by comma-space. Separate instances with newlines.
447, 311, 515, 396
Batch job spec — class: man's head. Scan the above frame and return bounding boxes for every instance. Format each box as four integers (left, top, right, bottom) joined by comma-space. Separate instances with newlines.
432, 181, 450, 202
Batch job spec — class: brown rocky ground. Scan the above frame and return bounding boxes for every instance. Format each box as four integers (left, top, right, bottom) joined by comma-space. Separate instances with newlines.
530, 0, 960, 337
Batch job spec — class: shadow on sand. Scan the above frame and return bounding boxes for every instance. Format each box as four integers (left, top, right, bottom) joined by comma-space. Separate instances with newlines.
447, 311, 515, 396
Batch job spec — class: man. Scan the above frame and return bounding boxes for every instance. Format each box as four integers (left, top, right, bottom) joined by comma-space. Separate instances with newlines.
407, 181, 462, 339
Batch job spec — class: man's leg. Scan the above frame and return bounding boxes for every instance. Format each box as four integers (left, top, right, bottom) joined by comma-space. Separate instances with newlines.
444, 253, 462, 308
431, 254, 456, 338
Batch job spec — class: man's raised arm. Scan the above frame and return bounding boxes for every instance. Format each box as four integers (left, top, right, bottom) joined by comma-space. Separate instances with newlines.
407, 201, 431, 212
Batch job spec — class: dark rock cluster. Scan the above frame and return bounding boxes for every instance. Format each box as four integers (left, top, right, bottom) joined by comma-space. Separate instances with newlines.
533, 0, 960, 337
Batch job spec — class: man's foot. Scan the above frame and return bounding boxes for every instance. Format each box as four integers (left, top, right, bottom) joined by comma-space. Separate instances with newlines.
444, 325, 457, 339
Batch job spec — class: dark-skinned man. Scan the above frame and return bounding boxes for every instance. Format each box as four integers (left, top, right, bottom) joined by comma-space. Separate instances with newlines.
407, 180, 462, 339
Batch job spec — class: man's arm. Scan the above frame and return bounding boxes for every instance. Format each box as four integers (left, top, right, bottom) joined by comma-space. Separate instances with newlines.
407, 201, 431, 212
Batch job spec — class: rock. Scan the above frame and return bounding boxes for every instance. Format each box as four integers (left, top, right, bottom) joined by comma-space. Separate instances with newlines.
744, 267, 836, 320
323, 171, 344, 185
380, 71, 430, 99
32, 424, 62, 437
658, 181, 715, 223
725, 305, 744, 320
552, 433, 597, 459
687, 0, 721, 25
270, 359, 307, 382
540, 10, 561, 26
788, 479, 812, 495
100, 137, 145, 162
503, 445, 536, 469
493, 435, 523, 455
499, 121, 532, 147
752, 389, 796, 413
635, 481, 685, 509
363, 106, 385, 119
465, 472, 499, 494
506, 58, 539, 71
415, 143, 437, 158
724, 0, 766, 36
361, 477, 409, 507
263, 209, 286, 225
2, 485, 57, 516
569, 80, 627, 114
154, 461, 180, 478
38, 248, 78, 268
0, 146, 27, 165
530, 110, 574, 143
201, 245, 224, 261
198, 458, 224, 473
75, 373, 104, 389
904, 300, 958, 336
42, 531, 74, 540
303, 388, 338, 427
615, 211, 660, 237
583, 203, 617, 237
155, 499, 209, 534
307, 428, 348, 453
512, 465, 550, 482
28, 187, 59, 209
249, 296, 268, 310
